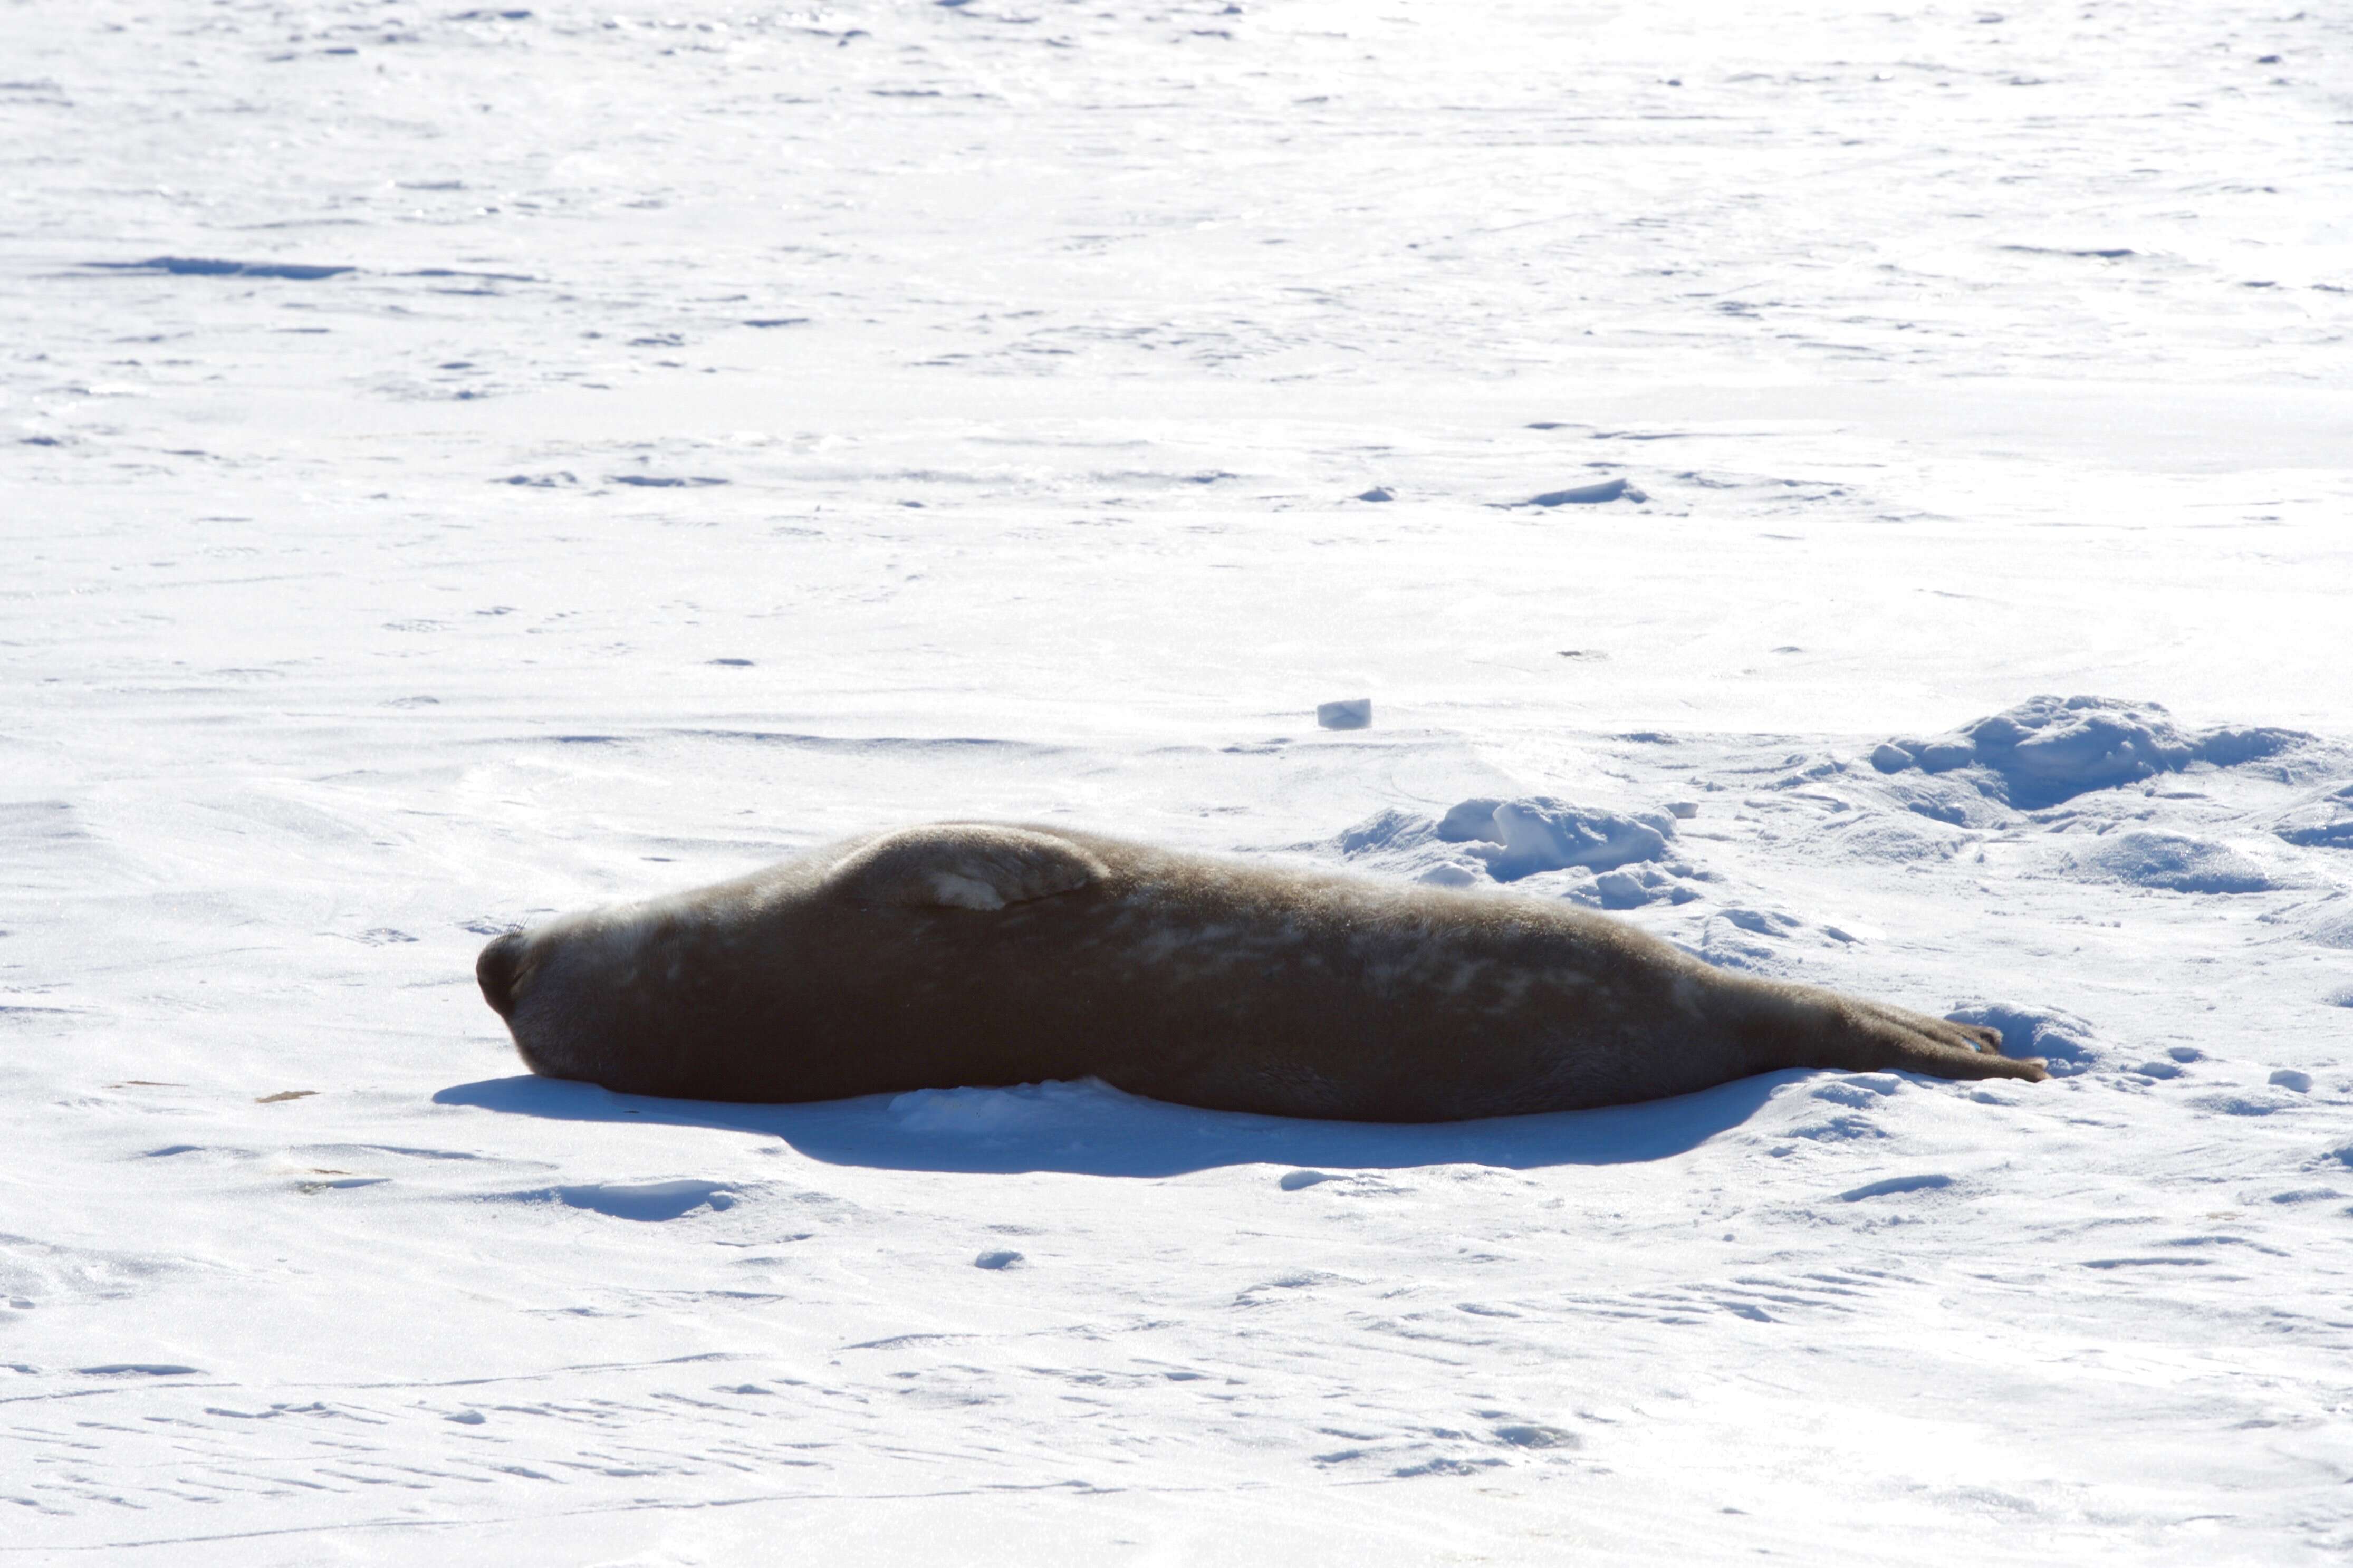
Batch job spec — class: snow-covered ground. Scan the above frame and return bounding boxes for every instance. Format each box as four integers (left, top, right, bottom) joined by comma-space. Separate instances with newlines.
4, 1, 2350, 1560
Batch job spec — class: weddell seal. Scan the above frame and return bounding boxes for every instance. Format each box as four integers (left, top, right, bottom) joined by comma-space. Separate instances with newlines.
475, 822, 2047, 1122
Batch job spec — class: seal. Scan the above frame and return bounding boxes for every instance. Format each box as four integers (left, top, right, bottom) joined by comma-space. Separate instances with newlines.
476, 822, 2047, 1121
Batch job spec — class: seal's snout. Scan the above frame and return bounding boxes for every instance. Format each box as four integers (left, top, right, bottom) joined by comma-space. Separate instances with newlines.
476, 930, 527, 1019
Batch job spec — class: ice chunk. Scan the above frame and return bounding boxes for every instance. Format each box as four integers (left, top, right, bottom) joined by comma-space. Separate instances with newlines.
1317, 698, 1372, 730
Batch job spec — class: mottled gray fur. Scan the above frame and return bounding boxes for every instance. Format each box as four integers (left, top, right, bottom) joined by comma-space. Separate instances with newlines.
476, 822, 2045, 1121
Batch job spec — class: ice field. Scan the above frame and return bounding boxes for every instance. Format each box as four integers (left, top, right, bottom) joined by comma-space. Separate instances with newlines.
3, 0, 2350, 1560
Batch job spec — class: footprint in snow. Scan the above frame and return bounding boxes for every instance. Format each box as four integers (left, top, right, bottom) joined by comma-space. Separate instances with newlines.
1492, 1422, 1582, 1450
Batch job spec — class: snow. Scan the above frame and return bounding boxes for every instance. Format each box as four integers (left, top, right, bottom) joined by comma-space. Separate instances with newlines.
1870, 694, 2307, 810
1525, 478, 1644, 507
1341, 795, 1686, 891
2061, 829, 2276, 896
4, 0, 2351, 1561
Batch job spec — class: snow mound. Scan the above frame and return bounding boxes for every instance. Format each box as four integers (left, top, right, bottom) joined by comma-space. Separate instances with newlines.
1822, 810, 1972, 860
1870, 695, 2306, 810
1434, 797, 1676, 881
1331, 797, 1680, 887
2060, 831, 2275, 894
2273, 782, 2353, 850
2302, 899, 2353, 949
1593, 864, 1702, 909
1334, 807, 1430, 857
1942, 1002, 2106, 1076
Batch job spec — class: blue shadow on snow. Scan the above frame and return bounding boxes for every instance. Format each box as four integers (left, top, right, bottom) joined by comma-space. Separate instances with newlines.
430, 1071, 1800, 1177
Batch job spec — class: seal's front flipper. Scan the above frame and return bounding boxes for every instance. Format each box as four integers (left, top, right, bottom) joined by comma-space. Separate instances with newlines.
829, 824, 1108, 911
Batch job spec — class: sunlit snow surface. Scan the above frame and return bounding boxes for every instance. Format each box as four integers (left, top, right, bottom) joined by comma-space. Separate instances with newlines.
4, 0, 2351, 1561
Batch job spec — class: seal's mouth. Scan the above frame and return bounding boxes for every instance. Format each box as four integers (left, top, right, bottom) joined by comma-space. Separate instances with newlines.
475, 930, 527, 1019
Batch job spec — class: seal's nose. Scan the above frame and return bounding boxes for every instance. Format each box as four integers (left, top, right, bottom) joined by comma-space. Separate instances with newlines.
476, 930, 526, 1019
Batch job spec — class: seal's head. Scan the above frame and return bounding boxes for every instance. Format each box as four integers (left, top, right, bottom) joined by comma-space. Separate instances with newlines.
468, 827, 1110, 1103
475, 929, 526, 1019
473, 896, 753, 1095
476, 926, 579, 1081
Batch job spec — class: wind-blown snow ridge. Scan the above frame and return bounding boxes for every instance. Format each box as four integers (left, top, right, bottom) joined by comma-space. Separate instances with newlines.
1870, 695, 2307, 810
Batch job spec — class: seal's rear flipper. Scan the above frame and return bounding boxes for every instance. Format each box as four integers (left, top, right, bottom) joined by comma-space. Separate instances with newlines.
829, 824, 1108, 912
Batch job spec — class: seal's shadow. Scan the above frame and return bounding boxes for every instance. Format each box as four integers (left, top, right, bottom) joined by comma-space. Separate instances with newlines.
432, 1072, 1800, 1176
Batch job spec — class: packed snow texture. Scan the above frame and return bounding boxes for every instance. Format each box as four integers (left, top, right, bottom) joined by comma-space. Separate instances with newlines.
2060, 830, 2275, 895
5, 0, 2353, 1563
